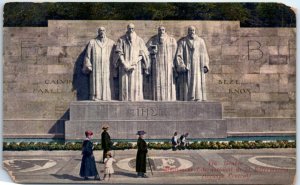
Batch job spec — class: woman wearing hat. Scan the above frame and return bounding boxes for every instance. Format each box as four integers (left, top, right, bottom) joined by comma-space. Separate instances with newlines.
101, 124, 112, 163
136, 130, 148, 178
79, 130, 100, 180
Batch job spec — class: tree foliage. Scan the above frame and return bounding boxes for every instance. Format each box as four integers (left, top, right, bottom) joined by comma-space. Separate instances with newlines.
4, 2, 296, 27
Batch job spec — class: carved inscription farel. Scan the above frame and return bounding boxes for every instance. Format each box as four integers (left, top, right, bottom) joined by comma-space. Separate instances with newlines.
33, 79, 73, 94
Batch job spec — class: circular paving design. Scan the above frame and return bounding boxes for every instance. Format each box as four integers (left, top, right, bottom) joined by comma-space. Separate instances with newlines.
3, 159, 57, 172
248, 156, 295, 170
116, 156, 193, 172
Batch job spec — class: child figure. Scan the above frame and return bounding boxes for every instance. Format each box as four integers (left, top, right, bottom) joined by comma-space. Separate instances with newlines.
103, 151, 116, 181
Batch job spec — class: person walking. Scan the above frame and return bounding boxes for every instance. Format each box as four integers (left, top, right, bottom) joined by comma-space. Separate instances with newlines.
101, 124, 112, 163
136, 130, 148, 178
179, 133, 189, 149
79, 130, 100, 181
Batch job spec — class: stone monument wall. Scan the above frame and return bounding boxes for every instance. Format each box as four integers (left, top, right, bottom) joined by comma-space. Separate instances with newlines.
3, 21, 296, 139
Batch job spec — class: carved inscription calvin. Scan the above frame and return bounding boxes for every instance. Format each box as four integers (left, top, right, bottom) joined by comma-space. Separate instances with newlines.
33, 79, 73, 94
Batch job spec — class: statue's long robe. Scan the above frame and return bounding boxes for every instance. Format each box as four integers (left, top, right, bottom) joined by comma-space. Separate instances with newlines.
176, 35, 209, 101
83, 38, 115, 101
146, 34, 177, 101
114, 34, 150, 101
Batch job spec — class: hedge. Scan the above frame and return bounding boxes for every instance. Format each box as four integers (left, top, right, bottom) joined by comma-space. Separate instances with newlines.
2, 140, 295, 151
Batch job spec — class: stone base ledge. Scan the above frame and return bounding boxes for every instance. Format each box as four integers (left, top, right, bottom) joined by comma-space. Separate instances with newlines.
65, 120, 227, 140
70, 101, 223, 121
227, 131, 296, 137
3, 134, 64, 139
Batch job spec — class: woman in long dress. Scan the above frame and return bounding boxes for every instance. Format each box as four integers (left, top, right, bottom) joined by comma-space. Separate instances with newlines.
79, 130, 100, 180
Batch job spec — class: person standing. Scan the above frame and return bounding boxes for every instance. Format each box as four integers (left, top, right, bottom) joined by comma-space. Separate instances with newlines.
171, 132, 179, 151
103, 151, 116, 181
136, 130, 148, 178
101, 124, 112, 163
176, 26, 209, 101
79, 130, 100, 180
114, 23, 150, 101
146, 26, 177, 101
82, 26, 115, 101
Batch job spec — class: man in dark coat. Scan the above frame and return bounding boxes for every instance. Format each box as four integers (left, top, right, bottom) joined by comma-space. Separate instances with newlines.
136, 130, 148, 178
101, 124, 112, 163
80, 130, 100, 180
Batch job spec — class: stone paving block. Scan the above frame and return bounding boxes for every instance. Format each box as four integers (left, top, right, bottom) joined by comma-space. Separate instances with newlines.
278, 46, 289, 55
240, 28, 278, 37
207, 64, 222, 74
4, 44, 21, 56
47, 64, 73, 74
226, 117, 295, 132
221, 65, 236, 73
251, 93, 289, 102
207, 45, 222, 57
269, 55, 288, 65
259, 83, 279, 93
261, 102, 280, 116
222, 36, 239, 45
277, 28, 296, 37
279, 102, 296, 110
222, 45, 239, 55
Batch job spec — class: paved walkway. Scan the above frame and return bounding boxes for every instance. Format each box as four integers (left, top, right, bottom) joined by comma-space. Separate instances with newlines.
3, 149, 296, 184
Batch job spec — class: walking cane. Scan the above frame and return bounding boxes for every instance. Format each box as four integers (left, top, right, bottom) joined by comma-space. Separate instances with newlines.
147, 154, 154, 176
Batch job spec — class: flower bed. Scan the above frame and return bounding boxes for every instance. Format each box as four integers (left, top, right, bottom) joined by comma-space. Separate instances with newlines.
2, 140, 295, 151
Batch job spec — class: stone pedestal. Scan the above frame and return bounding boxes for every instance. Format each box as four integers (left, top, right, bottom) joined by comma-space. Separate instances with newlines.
65, 101, 227, 140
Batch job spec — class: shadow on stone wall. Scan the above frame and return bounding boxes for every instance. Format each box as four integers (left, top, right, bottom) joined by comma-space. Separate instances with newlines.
72, 45, 121, 101
110, 45, 119, 100
72, 46, 90, 100
49, 109, 70, 139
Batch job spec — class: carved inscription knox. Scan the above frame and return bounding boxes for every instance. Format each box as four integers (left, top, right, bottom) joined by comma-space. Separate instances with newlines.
218, 79, 251, 95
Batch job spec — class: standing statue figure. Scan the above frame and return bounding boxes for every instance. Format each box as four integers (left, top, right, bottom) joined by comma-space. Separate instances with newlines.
146, 26, 177, 101
114, 23, 150, 101
176, 26, 209, 101
82, 27, 115, 101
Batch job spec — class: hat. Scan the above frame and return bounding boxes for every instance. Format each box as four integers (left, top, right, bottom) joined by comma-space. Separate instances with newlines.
102, 124, 109, 129
136, 130, 146, 135
106, 151, 112, 157
85, 130, 93, 136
